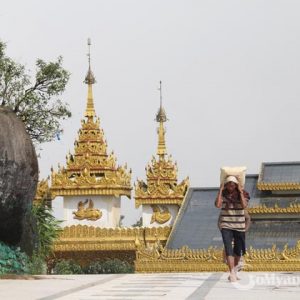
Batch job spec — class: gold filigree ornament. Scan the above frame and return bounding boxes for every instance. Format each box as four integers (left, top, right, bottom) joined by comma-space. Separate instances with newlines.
150, 204, 171, 224
73, 199, 102, 221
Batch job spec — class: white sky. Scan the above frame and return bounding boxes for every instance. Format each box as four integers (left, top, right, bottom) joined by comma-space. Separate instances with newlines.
2, 0, 300, 225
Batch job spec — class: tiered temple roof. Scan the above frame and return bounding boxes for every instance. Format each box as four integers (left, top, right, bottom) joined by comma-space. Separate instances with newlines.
134, 82, 189, 208
51, 41, 131, 198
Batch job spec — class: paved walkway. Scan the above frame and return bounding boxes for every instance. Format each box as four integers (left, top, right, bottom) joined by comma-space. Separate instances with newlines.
0, 272, 299, 300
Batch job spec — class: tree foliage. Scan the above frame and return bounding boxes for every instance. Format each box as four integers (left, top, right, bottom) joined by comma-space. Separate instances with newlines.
53, 259, 83, 275
0, 41, 71, 144
31, 201, 62, 258
52, 259, 134, 274
0, 242, 29, 274
84, 259, 134, 274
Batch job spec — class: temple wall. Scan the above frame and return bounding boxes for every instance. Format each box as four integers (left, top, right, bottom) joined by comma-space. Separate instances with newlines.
142, 205, 179, 227
52, 196, 64, 220
62, 195, 121, 228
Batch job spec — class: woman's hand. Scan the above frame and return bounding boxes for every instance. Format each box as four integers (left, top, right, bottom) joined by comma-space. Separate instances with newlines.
237, 183, 243, 194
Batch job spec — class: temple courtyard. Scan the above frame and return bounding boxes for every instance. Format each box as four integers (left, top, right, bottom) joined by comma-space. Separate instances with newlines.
1, 272, 300, 300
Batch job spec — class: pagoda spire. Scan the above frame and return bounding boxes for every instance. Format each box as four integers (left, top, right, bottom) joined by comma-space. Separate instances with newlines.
51, 40, 132, 199
135, 82, 189, 210
156, 81, 167, 160
84, 38, 96, 119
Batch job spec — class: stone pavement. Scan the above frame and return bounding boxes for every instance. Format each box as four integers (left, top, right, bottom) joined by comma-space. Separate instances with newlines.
0, 272, 299, 300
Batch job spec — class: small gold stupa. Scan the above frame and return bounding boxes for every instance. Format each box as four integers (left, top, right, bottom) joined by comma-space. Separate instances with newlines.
134, 82, 189, 226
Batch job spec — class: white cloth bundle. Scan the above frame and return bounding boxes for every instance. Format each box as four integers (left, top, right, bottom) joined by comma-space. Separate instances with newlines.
220, 166, 247, 187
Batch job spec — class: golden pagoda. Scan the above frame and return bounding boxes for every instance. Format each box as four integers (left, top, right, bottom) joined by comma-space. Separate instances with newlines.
134, 82, 189, 226
50, 39, 131, 228
51, 41, 131, 199
51, 75, 172, 265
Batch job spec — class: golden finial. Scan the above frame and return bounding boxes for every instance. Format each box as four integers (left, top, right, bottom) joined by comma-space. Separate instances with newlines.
85, 38, 96, 85
156, 81, 167, 159
84, 38, 96, 118
156, 81, 167, 123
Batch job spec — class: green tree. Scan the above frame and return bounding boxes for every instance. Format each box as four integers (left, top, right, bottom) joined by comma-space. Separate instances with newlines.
28, 201, 62, 274
84, 259, 134, 274
53, 259, 83, 275
31, 201, 62, 258
0, 41, 71, 144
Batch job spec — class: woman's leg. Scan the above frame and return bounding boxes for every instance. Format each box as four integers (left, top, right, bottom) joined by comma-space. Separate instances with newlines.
221, 229, 236, 281
234, 255, 241, 267
233, 230, 246, 272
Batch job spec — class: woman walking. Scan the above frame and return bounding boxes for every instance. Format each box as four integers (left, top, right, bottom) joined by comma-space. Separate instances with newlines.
215, 175, 249, 282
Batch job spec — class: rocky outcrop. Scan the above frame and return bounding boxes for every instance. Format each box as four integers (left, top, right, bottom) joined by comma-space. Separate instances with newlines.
0, 107, 38, 255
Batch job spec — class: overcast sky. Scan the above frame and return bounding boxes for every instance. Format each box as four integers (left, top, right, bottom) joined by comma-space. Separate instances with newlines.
2, 0, 300, 225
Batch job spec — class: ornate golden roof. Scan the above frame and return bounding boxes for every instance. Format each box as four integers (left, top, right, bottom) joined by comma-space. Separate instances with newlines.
51, 40, 131, 198
135, 82, 189, 208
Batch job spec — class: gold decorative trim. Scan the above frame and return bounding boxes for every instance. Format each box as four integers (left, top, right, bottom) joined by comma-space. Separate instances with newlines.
51, 187, 131, 197
135, 239, 300, 272
53, 225, 171, 252
248, 203, 300, 214
51, 165, 132, 198
135, 198, 183, 208
257, 182, 300, 191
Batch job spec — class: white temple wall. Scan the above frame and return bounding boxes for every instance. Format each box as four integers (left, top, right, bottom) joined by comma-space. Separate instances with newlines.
52, 196, 64, 221
142, 204, 179, 227
61, 195, 121, 228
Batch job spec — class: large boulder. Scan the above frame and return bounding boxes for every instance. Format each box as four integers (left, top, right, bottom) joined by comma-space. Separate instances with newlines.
0, 106, 38, 255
